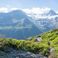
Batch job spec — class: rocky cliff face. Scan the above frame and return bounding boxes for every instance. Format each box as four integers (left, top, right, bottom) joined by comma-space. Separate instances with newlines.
0, 48, 47, 58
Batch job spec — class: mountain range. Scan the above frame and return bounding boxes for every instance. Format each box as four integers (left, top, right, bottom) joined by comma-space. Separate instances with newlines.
0, 9, 58, 39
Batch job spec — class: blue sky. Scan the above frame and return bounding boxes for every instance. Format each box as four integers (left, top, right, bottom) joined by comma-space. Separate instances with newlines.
0, 0, 58, 11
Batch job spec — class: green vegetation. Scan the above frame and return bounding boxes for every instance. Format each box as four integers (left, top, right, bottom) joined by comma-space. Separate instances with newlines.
38, 29, 58, 58
0, 29, 58, 58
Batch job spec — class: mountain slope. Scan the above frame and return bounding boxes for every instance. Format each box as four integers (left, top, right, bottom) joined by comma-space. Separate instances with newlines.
27, 9, 58, 31
0, 9, 58, 39
39, 29, 58, 43
0, 10, 42, 39
0, 29, 58, 58
38, 29, 58, 57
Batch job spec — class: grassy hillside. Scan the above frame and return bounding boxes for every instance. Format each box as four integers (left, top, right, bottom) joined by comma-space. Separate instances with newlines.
38, 29, 58, 57
0, 29, 58, 58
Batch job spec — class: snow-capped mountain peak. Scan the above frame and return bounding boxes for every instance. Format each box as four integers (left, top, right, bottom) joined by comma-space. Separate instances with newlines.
44, 10, 56, 16
22, 8, 57, 19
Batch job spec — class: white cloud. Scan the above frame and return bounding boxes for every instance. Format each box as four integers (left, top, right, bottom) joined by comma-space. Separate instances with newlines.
0, 7, 20, 13
10, 8, 19, 11
0, 7, 57, 19
56, 11, 58, 13
22, 8, 52, 19
22, 8, 58, 20
22, 8, 51, 15
0, 7, 8, 13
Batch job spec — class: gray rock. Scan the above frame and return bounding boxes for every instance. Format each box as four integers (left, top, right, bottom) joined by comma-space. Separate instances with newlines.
0, 49, 47, 58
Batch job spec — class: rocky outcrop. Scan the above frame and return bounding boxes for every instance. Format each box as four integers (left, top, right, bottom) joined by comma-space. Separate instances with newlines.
0, 48, 47, 58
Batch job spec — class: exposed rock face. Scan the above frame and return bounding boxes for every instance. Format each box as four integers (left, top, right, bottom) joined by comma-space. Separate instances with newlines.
0, 48, 47, 58
35, 37, 42, 42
